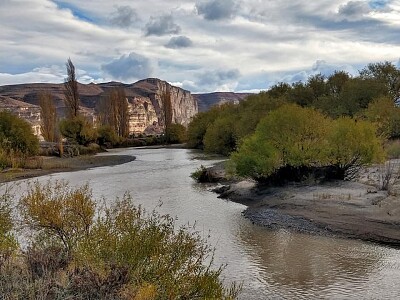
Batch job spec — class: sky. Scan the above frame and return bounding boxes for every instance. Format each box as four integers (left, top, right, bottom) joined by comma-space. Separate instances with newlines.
0, 0, 400, 93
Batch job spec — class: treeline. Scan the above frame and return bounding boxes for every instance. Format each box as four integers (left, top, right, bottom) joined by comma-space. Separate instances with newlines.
188, 61, 400, 182
0, 181, 239, 299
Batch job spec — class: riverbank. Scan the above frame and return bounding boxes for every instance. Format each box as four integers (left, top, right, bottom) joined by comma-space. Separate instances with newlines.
0, 154, 136, 183
210, 161, 400, 247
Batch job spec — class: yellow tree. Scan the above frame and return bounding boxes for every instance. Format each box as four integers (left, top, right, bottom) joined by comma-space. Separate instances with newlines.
38, 92, 57, 142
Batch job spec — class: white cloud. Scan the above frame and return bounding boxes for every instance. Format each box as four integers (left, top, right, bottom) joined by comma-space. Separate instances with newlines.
0, 0, 399, 91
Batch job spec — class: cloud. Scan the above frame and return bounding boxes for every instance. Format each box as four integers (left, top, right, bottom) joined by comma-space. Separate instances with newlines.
144, 14, 181, 36
0, 65, 102, 85
179, 68, 241, 92
277, 60, 359, 85
196, 0, 239, 20
101, 53, 153, 81
109, 5, 139, 28
165, 36, 193, 49
198, 69, 240, 85
338, 1, 372, 20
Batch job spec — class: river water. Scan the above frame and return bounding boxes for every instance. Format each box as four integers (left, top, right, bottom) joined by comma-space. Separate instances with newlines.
17, 148, 400, 299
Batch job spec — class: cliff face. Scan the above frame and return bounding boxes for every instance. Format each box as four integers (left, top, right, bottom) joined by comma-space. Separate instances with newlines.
0, 79, 198, 135
134, 78, 198, 127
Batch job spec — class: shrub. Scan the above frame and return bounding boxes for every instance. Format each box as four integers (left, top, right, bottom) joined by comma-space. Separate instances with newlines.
386, 140, 400, 159
328, 117, 385, 179
0, 111, 39, 169
230, 104, 384, 182
0, 187, 18, 265
59, 116, 97, 146
204, 116, 237, 156
165, 123, 187, 144
8, 181, 240, 299
97, 125, 119, 146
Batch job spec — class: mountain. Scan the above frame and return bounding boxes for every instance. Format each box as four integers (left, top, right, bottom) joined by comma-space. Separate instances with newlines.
193, 92, 252, 112
0, 78, 198, 135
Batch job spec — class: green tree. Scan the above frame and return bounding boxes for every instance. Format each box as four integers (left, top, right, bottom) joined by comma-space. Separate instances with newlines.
59, 116, 97, 146
363, 96, 400, 139
0, 111, 39, 156
359, 61, 400, 100
328, 117, 384, 178
187, 106, 225, 149
165, 123, 187, 144
204, 116, 237, 156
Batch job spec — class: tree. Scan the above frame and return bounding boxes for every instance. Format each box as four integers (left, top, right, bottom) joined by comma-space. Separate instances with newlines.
359, 61, 400, 100
38, 92, 57, 142
230, 104, 384, 181
0, 111, 39, 156
59, 116, 97, 146
165, 123, 187, 144
97, 88, 129, 138
64, 58, 80, 118
328, 117, 384, 179
327, 71, 350, 96
362, 96, 400, 139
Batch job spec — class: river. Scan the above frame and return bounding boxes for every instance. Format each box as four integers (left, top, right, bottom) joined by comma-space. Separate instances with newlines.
16, 147, 400, 299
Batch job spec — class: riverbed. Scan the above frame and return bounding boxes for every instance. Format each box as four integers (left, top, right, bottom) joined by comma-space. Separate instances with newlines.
11, 147, 400, 299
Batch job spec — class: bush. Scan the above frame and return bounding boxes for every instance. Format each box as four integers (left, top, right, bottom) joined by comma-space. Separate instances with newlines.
386, 140, 400, 159
0, 111, 39, 169
0, 181, 240, 299
165, 123, 187, 144
0, 187, 18, 265
231, 104, 384, 182
204, 116, 237, 156
97, 125, 119, 146
328, 117, 385, 179
59, 116, 97, 146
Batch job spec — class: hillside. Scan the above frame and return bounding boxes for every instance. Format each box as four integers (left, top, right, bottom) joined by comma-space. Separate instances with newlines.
193, 92, 252, 112
0, 79, 198, 134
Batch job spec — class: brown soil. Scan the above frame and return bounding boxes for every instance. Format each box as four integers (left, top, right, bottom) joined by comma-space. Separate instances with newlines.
212, 160, 400, 247
0, 154, 136, 183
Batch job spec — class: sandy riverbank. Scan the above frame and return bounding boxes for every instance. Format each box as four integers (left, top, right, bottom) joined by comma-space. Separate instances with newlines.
210, 161, 400, 247
0, 154, 136, 183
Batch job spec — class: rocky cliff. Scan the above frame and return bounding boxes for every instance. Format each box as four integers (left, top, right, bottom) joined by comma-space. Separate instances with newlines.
0, 79, 198, 135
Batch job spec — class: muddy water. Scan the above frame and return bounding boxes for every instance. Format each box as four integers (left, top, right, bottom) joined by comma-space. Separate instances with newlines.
22, 148, 400, 299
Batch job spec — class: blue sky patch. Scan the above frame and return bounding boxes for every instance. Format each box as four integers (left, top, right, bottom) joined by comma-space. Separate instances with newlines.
53, 1, 96, 23
368, 0, 389, 9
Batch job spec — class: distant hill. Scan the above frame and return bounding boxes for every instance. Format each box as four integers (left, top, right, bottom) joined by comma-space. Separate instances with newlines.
0, 78, 197, 134
193, 92, 252, 112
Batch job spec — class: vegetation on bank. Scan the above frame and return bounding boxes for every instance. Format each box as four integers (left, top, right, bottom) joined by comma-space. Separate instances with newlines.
0, 181, 239, 299
188, 61, 400, 182
0, 111, 39, 170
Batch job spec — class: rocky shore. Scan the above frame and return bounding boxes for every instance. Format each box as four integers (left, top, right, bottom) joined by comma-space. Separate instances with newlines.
209, 161, 400, 247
